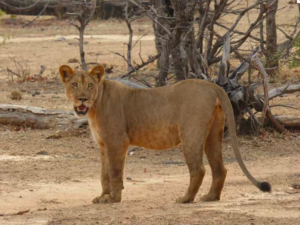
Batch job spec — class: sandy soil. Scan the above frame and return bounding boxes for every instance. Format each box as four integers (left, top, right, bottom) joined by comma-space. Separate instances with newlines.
0, 126, 299, 225
0, 1, 300, 224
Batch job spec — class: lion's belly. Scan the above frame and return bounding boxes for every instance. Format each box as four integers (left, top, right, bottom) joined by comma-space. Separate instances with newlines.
128, 125, 181, 150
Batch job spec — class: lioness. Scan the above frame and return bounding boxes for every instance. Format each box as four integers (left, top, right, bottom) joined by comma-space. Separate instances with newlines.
59, 65, 271, 204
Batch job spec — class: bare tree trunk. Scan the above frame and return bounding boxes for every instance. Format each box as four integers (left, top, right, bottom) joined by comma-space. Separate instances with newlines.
124, 1, 134, 73
68, 0, 96, 71
266, 0, 279, 76
79, 28, 87, 71
196, 0, 211, 54
151, 0, 168, 69
171, 45, 188, 80
258, 0, 266, 53
185, 30, 203, 78
156, 41, 170, 86
151, 0, 171, 86
170, 2, 188, 81
171, 0, 203, 79
126, 21, 133, 73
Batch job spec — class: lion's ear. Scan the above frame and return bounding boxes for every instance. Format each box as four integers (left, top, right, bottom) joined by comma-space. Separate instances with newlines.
90, 65, 105, 82
59, 65, 74, 83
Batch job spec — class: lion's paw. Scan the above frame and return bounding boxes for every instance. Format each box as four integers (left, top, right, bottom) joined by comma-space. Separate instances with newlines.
200, 194, 220, 202
175, 196, 194, 204
92, 194, 120, 204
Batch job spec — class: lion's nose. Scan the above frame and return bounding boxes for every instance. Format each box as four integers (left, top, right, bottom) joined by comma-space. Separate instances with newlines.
78, 97, 88, 102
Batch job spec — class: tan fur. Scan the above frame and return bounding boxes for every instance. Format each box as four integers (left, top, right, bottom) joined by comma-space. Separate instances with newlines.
59, 65, 268, 204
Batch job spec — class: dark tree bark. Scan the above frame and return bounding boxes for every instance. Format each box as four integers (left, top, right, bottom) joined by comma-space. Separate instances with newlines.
258, 0, 266, 54
265, 0, 279, 76
196, 0, 211, 54
157, 41, 170, 86
150, 0, 165, 66
173, 0, 200, 79
155, 0, 205, 82
151, 0, 171, 86
170, 0, 190, 80
171, 46, 188, 80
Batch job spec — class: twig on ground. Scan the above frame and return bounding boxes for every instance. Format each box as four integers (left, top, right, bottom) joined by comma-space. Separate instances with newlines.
6, 68, 21, 77
270, 104, 300, 111
0, 209, 30, 217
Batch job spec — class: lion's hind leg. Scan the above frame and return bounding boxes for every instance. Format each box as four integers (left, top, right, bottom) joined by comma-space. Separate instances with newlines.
201, 110, 227, 202
176, 130, 207, 204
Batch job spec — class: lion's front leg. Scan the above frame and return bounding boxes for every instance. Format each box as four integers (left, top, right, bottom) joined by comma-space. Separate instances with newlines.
93, 140, 129, 204
92, 145, 111, 204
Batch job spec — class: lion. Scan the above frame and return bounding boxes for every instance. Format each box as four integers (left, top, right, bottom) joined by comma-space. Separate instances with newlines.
59, 65, 271, 204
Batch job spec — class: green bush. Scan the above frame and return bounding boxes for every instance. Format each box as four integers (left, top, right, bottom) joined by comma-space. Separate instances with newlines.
0, 9, 5, 17
0, 10, 9, 46
289, 36, 300, 68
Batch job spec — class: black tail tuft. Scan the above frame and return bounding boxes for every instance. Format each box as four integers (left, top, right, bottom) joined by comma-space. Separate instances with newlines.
259, 182, 271, 192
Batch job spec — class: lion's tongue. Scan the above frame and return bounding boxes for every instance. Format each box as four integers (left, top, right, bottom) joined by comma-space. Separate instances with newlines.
78, 105, 87, 111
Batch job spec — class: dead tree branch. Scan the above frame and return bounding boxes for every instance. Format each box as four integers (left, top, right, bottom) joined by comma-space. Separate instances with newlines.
120, 54, 160, 78
129, 0, 172, 36
67, 0, 96, 71
263, 84, 300, 100
250, 53, 269, 124
22, 0, 50, 27
0, 0, 43, 10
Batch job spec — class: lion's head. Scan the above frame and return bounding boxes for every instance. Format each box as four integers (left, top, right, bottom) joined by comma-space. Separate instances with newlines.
59, 65, 105, 117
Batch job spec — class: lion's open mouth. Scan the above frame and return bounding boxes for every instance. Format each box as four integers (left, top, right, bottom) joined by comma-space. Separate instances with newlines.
74, 105, 89, 116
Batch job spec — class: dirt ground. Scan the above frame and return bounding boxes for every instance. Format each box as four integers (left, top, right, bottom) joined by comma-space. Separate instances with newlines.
0, 1, 300, 224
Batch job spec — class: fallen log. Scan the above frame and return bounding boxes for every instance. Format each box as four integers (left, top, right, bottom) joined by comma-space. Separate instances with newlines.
274, 116, 300, 129
266, 84, 300, 100
215, 36, 299, 133
0, 78, 147, 129
0, 104, 85, 129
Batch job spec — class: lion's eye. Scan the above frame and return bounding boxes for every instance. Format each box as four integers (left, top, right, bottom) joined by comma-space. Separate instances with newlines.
72, 83, 78, 88
88, 83, 94, 89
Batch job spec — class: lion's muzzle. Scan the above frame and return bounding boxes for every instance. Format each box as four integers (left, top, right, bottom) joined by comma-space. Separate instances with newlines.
74, 105, 89, 116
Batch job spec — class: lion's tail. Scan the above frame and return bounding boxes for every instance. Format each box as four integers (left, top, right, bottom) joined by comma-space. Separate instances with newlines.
216, 87, 271, 192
